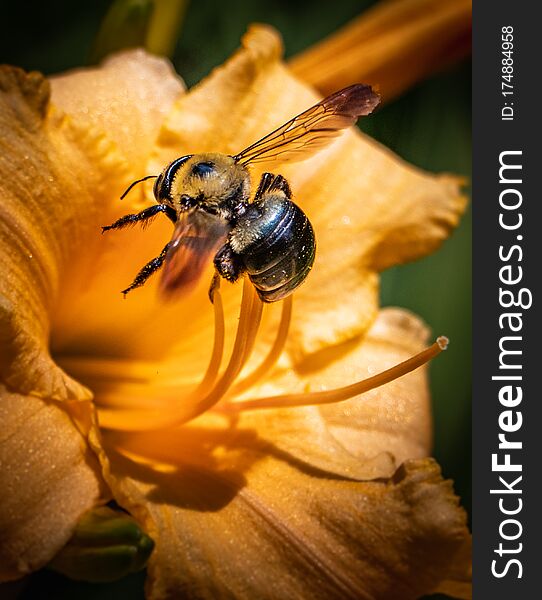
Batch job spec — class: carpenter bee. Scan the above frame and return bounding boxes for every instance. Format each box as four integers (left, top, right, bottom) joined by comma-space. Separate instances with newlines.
102, 84, 380, 302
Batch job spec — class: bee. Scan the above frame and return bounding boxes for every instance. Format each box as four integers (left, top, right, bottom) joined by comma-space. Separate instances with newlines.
102, 84, 380, 302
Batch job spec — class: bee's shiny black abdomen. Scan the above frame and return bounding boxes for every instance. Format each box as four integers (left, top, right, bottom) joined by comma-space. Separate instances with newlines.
231, 196, 316, 302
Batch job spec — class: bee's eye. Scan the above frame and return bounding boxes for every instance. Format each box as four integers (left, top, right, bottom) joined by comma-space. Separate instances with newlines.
157, 155, 193, 202
192, 162, 215, 177
153, 174, 163, 198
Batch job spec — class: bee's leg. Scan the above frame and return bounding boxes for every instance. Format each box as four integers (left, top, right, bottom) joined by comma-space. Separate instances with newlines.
267, 174, 292, 198
253, 172, 276, 200
253, 173, 292, 200
121, 242, 171, 297
214, 243, 244, 283
208, 272, 221, 303
102, 204, 176, 233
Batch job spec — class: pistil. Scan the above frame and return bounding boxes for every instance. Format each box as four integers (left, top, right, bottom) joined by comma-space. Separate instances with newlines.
223, 336, 448, 412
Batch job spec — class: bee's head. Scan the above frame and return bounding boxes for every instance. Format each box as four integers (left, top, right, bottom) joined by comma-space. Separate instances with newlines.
153, 155, 193, 205
154, 153, 250, 216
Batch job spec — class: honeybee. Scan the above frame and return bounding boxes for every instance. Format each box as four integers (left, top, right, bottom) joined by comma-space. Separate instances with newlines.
102, 84, 380, 302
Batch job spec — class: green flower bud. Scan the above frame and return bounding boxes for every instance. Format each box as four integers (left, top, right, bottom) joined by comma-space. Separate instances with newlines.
90, 0, 154, 64
49, 506, 154, 582
90, 0, 188, 63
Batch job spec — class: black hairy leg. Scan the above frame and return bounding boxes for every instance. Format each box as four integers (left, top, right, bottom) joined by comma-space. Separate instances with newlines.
208, 272, 221, 303
253, 172, 292, 200
253, 172, 275, 200
102, 204, 176, 233
214, 243, 244, 283
122, 242, 171, 297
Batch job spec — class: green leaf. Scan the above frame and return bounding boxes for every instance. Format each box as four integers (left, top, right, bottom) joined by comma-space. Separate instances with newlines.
48, 507, 155, 583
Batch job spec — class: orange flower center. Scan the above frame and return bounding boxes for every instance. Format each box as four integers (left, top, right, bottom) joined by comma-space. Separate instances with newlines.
95, 276, 446, 432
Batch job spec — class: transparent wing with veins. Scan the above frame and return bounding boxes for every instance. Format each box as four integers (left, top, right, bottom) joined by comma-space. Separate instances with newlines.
160, 211, 230, 298
233, 84, 380, 166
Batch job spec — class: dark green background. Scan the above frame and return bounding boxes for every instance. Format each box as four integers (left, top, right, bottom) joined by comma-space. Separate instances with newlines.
1, 1, 471, 598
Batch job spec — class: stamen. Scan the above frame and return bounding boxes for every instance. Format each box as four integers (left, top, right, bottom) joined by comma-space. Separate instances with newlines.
239, 290, 264, 369
223, 336, 449, 413
228, 295, 293, 397
172, 278, 261, 424
98, 407, 179, 431
96, 279, 259, 430
192, 283, 226, 395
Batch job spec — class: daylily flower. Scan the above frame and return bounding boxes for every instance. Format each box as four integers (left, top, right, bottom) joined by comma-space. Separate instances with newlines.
0, 21, 471, 600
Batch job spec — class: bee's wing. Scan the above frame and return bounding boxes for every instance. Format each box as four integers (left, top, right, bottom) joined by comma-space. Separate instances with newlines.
233, 84, 380, 167
160, 210, 230, 298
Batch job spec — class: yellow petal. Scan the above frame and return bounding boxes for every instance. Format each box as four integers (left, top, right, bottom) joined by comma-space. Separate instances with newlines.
432, 536, 472, 599
0, 386, 106, 581
150, 25, 466, 359
0, 65, 125, 399
50, 49, 184, 177
102, 427, 470, 600
317, 307, 434, 462
289, 0, 472, 102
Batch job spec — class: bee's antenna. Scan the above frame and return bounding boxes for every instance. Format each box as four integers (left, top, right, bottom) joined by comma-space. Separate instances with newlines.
120, 175, 158, 200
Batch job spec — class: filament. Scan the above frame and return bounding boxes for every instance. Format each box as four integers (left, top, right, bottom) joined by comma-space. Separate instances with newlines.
239, 290, 264, 370
228, 295, 293, 397
172, 278, 261, 424
192, 283, 226, 396
223, 336, 449, 413
97, 279, 259, 430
